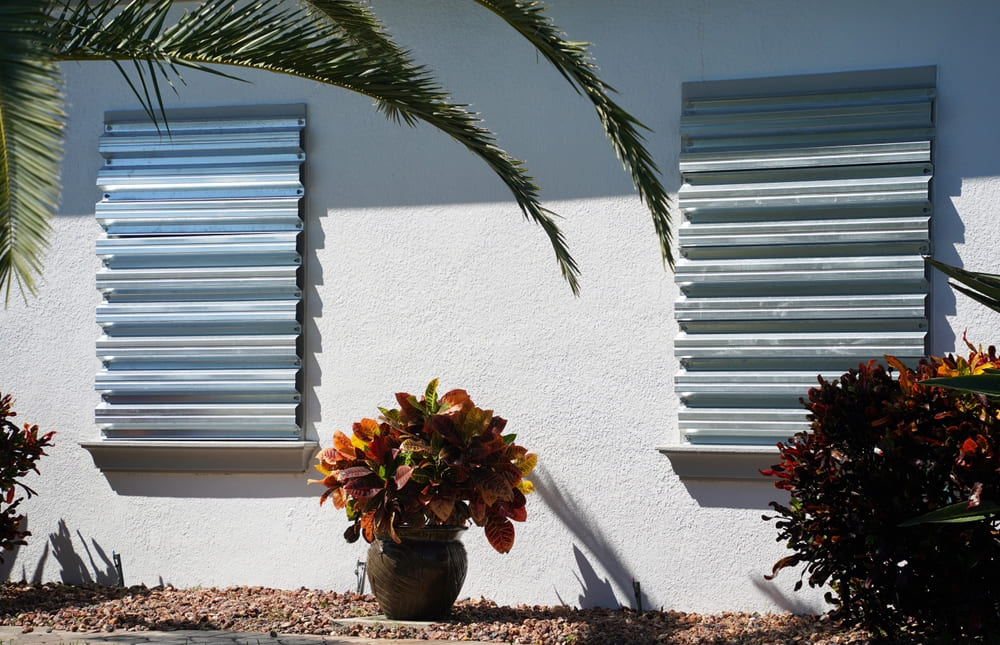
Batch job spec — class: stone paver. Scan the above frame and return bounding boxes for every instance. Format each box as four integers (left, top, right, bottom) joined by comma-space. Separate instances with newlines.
0, 627, 494, 645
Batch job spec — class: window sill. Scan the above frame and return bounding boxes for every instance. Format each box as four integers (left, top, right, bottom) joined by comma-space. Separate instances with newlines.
658, 444, 779, 481
81, 440, 320, 473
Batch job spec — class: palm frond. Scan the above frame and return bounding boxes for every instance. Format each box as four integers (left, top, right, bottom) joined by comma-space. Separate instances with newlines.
922, 373, 1000, 398
927, 258, 1000, 314
474, 0, 674, 269
47, 0, 581, 293
302, 0, 418, 126
0, 0, 65, 304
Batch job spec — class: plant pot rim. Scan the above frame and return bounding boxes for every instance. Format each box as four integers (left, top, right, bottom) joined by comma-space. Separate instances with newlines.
383, 525, 468, 541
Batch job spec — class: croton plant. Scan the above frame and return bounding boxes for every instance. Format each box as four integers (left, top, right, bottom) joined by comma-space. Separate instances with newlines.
763, 339, 1000, 637
310, 380, 536, 554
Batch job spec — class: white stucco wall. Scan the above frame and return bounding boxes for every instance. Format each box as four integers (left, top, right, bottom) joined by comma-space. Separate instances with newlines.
4, 0, 1000, 615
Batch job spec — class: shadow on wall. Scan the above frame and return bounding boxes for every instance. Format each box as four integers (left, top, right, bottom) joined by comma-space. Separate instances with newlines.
0, 516, 27, 583
750, 572, 818, 615
681, 478, 785, 511
10, 520, 119, 585
102, 472, 318, 498
532, 466, 645, 610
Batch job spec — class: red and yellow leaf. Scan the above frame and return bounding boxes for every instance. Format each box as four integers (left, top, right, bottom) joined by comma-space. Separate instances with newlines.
477, 471, 512, 507
314, 446, 337, 473
485, 517, 515, 553
330, 486, 348, 509
400, 438, 432, 454
337, 466, 374, 482
352, 418, 379, 443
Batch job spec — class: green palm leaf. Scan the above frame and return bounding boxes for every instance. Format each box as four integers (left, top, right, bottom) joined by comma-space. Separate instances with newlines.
0, 1, 65, 304
2, 0, 674, 300
921, 372, 1000, 398
927, 258, 1000, 314
474, 0, 674, 269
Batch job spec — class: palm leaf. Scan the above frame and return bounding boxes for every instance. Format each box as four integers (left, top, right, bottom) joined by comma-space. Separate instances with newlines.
900, 499, 1000, 527
47, 0, 581, 293
301, 0, 418, 126
474, 0, 674, 269
922, 370, 1000, 398
927, 258, 1000, 314
3, 0, 675, 299
0, 0, 65, 304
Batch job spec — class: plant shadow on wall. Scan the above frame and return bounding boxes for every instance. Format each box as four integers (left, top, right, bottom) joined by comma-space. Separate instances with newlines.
531, 465, 645, 610
14, 520, 120, 586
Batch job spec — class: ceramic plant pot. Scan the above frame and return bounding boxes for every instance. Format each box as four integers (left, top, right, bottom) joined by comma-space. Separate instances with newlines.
366, 525, 468, 620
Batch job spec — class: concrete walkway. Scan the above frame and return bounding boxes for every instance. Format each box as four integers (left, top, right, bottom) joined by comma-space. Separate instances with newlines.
0, 627, 495, 645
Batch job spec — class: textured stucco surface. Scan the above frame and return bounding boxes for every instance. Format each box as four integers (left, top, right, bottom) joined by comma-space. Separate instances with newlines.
4, 0, 1000, 615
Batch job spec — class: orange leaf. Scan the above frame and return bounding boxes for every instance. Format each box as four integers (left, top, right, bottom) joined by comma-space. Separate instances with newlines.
485, 517, 515, 553
885, 356, 913, 392
360, 513, 375, 543
353, 418, 379, 443
333, 431, 355, 456
440, 389, 472, 411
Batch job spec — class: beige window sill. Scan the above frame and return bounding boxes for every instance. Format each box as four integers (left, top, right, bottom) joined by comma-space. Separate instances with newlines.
658, 445, 780, 481
81, 440, 319, 473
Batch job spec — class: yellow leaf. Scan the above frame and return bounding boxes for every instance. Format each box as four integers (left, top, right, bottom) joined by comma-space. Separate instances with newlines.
516, 479, 535, 495
516, 452, 537, 476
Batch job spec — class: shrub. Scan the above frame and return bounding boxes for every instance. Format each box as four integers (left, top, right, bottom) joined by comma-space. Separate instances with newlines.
762, 347, 1000, 639
0, 393, 54, 562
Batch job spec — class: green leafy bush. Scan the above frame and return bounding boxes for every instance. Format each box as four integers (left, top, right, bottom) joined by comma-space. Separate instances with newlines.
763, 351, 1000, 639
0, 393, 54, 562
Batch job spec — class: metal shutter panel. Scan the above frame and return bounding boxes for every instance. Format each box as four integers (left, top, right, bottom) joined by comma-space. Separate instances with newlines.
676, 68, 934, 446
95, 106, 306, 440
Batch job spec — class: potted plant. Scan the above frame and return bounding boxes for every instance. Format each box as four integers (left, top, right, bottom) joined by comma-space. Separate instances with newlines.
310, 379, 536, 619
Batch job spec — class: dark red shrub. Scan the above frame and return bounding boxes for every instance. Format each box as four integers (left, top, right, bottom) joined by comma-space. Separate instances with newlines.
763, 352, 1000, 639
0, 393, 54, 561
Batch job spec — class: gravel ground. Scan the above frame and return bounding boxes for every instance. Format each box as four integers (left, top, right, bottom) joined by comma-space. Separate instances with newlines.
0, 583, 876, 644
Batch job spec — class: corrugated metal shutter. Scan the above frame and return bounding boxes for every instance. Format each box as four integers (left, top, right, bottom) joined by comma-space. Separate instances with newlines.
675, 68, 934, 446
95, 105, 306, 440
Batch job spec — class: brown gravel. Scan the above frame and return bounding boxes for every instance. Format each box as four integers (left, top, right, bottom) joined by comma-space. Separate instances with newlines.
0, 582, 876, 644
